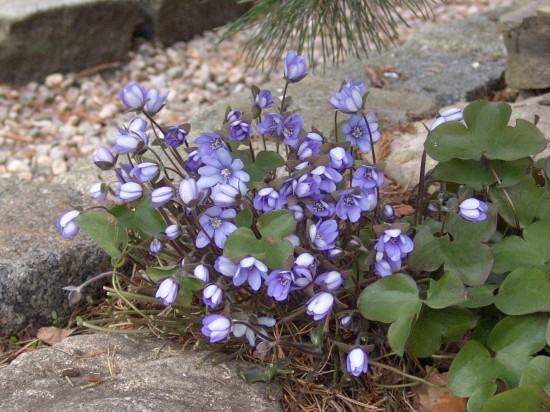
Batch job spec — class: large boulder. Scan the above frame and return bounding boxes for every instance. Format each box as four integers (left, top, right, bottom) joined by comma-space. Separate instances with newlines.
0, 177, 109, 335
0, 333, 282, 412
500, 1, 550, 90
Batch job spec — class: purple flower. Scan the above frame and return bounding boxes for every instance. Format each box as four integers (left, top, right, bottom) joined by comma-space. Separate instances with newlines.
211, 184, 241, 207
330, 80, 366, 113
226, 110, 241, 123
165, 126, 187, 148
430, 107, 463, 131
185, 150, 202, 172
93, 146, 116, 170
266, 270, 294, 301
296, 133, 323, 160
56, 210, 81, 239
131, 162, 159, 183
197, 149, 250, 191
383, 205, 396, 222
229, 119, 251, 141
328, 147, 353, 171
311, 166, 343, 193
201, 314, 231, 343
119, 83, 168, 115
195, 132, 226, 157
283, 51, 308, 83
306, 291, 334, 321
89, 182, 108, 201
375, 229, 414, 263
165, 224, 180, 240
315, 271, 343, 291
117, 182, 143, 203
459, 198, 488, 222
150, 238, 164, 255
193, 264, 210, 283
292, 253, 316, 288
374, 252, 402, 277
255, 89, 274, 109
253, 187, 279, 212
289, 205, 304, 221
341, 113, 380, 154
155, 278, 179, 305
292, 174, 320, 198
112, 129, 149, 154
309, 219, 339, 251
277, 114, 303, 148
196, 206, 237, 249
335, 188, 373, 223
256, 113, 283, 136
151, 186, 174, 208
346, 347, 369, 377
340, 315, 351, 328
202, 284, 223, 308
178, 178, 200, 205
306, 195, 335, 218
115, 163, 133, 184
352, 166, 384, 190
233, 257, 268, 291
214, 256, 238, 278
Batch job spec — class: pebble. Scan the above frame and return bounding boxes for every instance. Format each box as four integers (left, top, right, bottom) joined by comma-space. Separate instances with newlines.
0, 0, 513, 182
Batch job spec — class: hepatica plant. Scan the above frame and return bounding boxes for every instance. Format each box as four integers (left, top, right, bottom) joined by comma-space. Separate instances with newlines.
58, 52, 550, 410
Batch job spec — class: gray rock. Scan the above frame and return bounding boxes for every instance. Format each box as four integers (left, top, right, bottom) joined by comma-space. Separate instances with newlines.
0, 333, 282, 412
0, 178, 109, 335
145, 0, 250, 46
500, 1, 550, 90
0, 0, 142, 84
321, 9, 509, 106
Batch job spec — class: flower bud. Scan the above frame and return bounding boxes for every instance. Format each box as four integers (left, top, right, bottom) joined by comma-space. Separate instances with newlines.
155, 278, 179, 305
165, 224, 180, 240
56, 210, 81, 239
151, 186, 174, 208
346, 347, 369, 377
458, 198, 488, 222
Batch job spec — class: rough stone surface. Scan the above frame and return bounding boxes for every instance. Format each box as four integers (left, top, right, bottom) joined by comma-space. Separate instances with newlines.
0, 178, 109, 335
0, 333, 282, 412
500, 0, 550, 90
321, 8, 510, 106
0, 0, 142, 84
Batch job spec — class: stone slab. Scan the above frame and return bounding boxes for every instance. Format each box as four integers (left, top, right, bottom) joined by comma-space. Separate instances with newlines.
0, 333, 282, 412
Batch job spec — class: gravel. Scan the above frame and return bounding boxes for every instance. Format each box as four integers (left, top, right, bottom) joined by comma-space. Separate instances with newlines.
0, 0, 513, 183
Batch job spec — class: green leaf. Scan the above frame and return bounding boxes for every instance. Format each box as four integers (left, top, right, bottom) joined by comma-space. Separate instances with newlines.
240, 150, 286, 185
407, 306, 478, 357
467, 382, 497, 412
145, 265, 179, 281
481, 385, 550, 412
235, 209, 253, 228
408, 226, 445, 272
487, 314, 547, 356
524, 220, 550, 262
258, 237, 294, 269
238, 364, 279, 383
358, 274, 421, 356
424, 272, 466, 309
493, 351, 531, 389
111, 197, 165, 239
461, 284, 498, 308
495, 268, 550, 315
489, 176, 545, 229
178, 275, 206, 292
76, 210, 127, 258
492, 236, 545, 274
448, 340, 497, 398
440, 237, 494, 286
425, 121, 481, 162
519, 356, 550, 394
257, 209, 296, 239
431, 158, 494, 189
547, 318, 550, 346
445, 204, 497, 243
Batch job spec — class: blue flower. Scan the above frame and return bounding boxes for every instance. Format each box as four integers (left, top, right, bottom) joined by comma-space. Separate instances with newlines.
155, 278, 179, 305
430, 107, 463, 131
374, 252, 402, 277
197, 149, 250, 191
335, 188, 373, 223
202, 283, 223, 308
165, 126, 187, 148
117, 182, 143, 203
341, 113, 380, 154
131, 162, 159, 183
296, 132, 323, 160
383, 205, 396, 222
119, 83, 168, 115
375, 229, 414, 262
56, 210, 81, 239
309, 219, 339, 251
292, 253, 316, 288
315, 271, 343, 291
255, 89, 274, 109
306, 291, 334, 321
195, 132, 226, 157
253, 187, 280, 212
149, 238, 164, 255
306, 195, 335, 218
330, 80, 366, 113
112, 129, 149, 154
292, 174, 320, 198
256, 113, 283, 136
165, 224, 180, 240
459, 198, 488, 222
115, 163, 133, 183
346, 347, 369, 377
151, 186, 174, 208
283, 51, 308, 83
328, 147, 353, 171
178, 178, 200, 205
214, 255, 238, 278
266, 270, 294, 301
277, 114, 303, 148
89, 182, 108, 201
229, 119, 251, 141
226, 110, 241, 123
93, 146, 116, 170
193, 264, 210, 283
351, 166, 384, 190
340, 315, 351, 328
311, 165, 343, 193
233, 257, 268, 291
211, 184, 242, 207
201, 314, 231, 343
196, 206, 237, 249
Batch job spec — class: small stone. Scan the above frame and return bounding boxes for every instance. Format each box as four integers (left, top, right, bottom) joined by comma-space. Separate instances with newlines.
44, 73, 64, 88
51, 159, 68, 175
99, 103, 119, 120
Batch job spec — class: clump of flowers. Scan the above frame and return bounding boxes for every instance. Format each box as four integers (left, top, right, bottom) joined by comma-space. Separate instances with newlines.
57, 50, 550, 410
